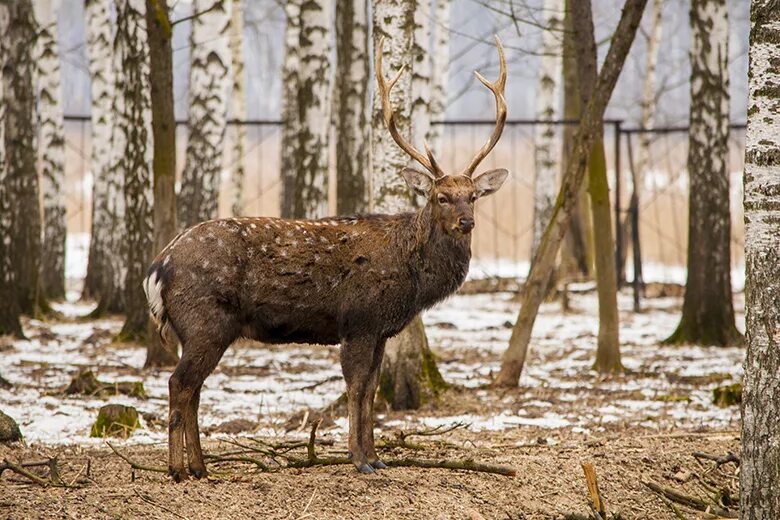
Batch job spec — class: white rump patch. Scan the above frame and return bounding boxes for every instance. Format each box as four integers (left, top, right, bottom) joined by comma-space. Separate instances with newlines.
143, 271, 165, 323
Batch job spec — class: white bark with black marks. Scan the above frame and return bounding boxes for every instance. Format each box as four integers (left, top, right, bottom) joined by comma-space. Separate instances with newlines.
410, 0, 431, 154
34, 0, 67, 301
741, 2, 780, 517
531, 0, 563, 258
178, 0, 232, 228
280, 0, 332, 219
115, 0, 153, 338
229, 0, 246, 217
334, 0, 370, 215
427, 0, 450, 151
83, 0, 119, 305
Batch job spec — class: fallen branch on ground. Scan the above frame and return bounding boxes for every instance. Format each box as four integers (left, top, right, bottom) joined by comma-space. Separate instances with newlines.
0, 457, 81, 488
643, 480, 737, 518
108, 421, 516, 478
692, 451, 740, 469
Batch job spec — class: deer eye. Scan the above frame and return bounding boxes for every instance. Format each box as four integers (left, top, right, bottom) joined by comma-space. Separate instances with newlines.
437, 194, 449, 205
470, 193, 477, 203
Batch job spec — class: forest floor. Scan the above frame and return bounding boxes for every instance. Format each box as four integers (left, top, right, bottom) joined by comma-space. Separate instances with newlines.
0, 238, 745, 518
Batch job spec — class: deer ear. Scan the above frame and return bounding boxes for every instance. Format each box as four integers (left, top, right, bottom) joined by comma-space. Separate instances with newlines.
473, 168, 509, 198
400, 168, 435, 197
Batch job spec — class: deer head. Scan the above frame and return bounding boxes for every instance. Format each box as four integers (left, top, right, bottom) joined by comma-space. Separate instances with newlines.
376, 35, 510, 237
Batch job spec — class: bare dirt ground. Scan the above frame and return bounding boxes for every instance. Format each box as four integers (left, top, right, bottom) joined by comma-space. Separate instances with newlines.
0, 423, 740, 520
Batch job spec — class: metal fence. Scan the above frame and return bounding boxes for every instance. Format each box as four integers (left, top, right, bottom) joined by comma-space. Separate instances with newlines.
61, 117, 746, 281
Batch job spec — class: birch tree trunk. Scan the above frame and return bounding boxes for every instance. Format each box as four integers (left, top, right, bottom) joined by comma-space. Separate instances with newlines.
144, 0, 179, 366
4, 0, 42, 317
34, 0, 67, 301
426, 0, 450, 151
279, 0, 332, 219
178, 0, 232, 229
410, 0, 431, 154
531, 0, 563, 259
621, 0, 663, 285
115, 0, 154, 341
741, 3, 780, 516
372, 0, 446, 410
496, 0, 647, 387
334, 0, 369, 215
571, 1, 622, 373
280, 0, 301, 218
664, 0, 741, 347
83, 0, 116, 302
229, 0, 246, 217
0, 4, 23, 337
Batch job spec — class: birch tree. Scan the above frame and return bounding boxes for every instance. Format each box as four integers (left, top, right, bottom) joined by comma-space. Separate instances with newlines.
572, 1, 621, 373
531, 0, 563, 258
115, 0, 153, 340
372, 0, 446, 410
426, 0, 450, 151
178, 0, 232, 228
83, 0, 121, 308
144, 0, 179, 366
410, 0, 431, 153
621, 0, 663, 285
280, 0, 301, 218
0, 4, 23, 337
4, 0, 42, 317
664, 0, 741, 346
279, 0, 332, 219
229, 0, 247, 217
34, 0, 67, 301
741, 3, 780, 515
496, 0, 647, 387
334, 0, 370, 215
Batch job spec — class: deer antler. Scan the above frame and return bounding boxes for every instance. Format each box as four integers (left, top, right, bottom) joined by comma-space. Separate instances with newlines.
375, 37, 445, 179
460, 36, 507, 178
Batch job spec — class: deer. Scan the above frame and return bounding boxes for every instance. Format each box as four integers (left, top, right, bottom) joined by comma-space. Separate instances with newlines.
143, 36, 508, 481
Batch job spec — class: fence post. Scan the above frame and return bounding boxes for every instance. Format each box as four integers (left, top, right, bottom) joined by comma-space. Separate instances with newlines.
613, 120, 623, 286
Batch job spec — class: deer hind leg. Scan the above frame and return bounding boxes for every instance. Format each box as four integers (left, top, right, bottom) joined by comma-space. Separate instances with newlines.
340, 337, 375, 474
184, 384, 205, 478
361, 339, 387, 469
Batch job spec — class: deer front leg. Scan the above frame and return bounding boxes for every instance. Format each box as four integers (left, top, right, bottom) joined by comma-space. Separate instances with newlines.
361, 339, 387, 469
340, 337, 375, 474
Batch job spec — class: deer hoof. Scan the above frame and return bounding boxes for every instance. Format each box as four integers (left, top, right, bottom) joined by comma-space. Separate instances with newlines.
355, 463, 376, 474
168, 467, 188, 483
369, 460, 387, 470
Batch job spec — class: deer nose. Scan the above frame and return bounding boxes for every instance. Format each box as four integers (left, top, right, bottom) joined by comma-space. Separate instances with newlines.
458, 217, 475, 233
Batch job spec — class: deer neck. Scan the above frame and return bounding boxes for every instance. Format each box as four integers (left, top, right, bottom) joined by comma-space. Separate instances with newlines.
412, 205, 471, 308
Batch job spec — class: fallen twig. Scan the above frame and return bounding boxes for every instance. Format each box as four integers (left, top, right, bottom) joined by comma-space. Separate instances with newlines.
643, 480, 737, 518
581, 463, 606, 519
106, 442, 167, 473
692, 451, 740, 468
0, 458, 80, 488
133, 489, 188, 519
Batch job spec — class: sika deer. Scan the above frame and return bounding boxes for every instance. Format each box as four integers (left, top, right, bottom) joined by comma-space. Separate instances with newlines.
144, 36, 509, 481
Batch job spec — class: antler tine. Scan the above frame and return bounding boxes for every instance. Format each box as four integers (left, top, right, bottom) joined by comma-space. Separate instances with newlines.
424, 141, 445, 178
375, 37, 436, 177
460, 35, 508, 177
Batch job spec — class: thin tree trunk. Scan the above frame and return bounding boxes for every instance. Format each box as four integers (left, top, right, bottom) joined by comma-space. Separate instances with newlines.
34, 0, 67, 301
741, 3, 780, 516
410, 0, 431, 157
280, 0, 301, 219
279, 0, 332, 219
372, 0, 445, 410
558, 0, 593, 281
495, 0, 647, 387
178, 0, 232, 228
144, 0, 179, 366
571, 1, 622, 373
426, 0, 450, 151
664, 0, 741, 347
229, 0, 246, 217
0, 4, 24, 337
116, 0, 154, 341
83, 0, 116, 302
4, 0, 42, 317
531, 0, 563, 259
334, 0, 369, 215
620, 0, 663, 285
